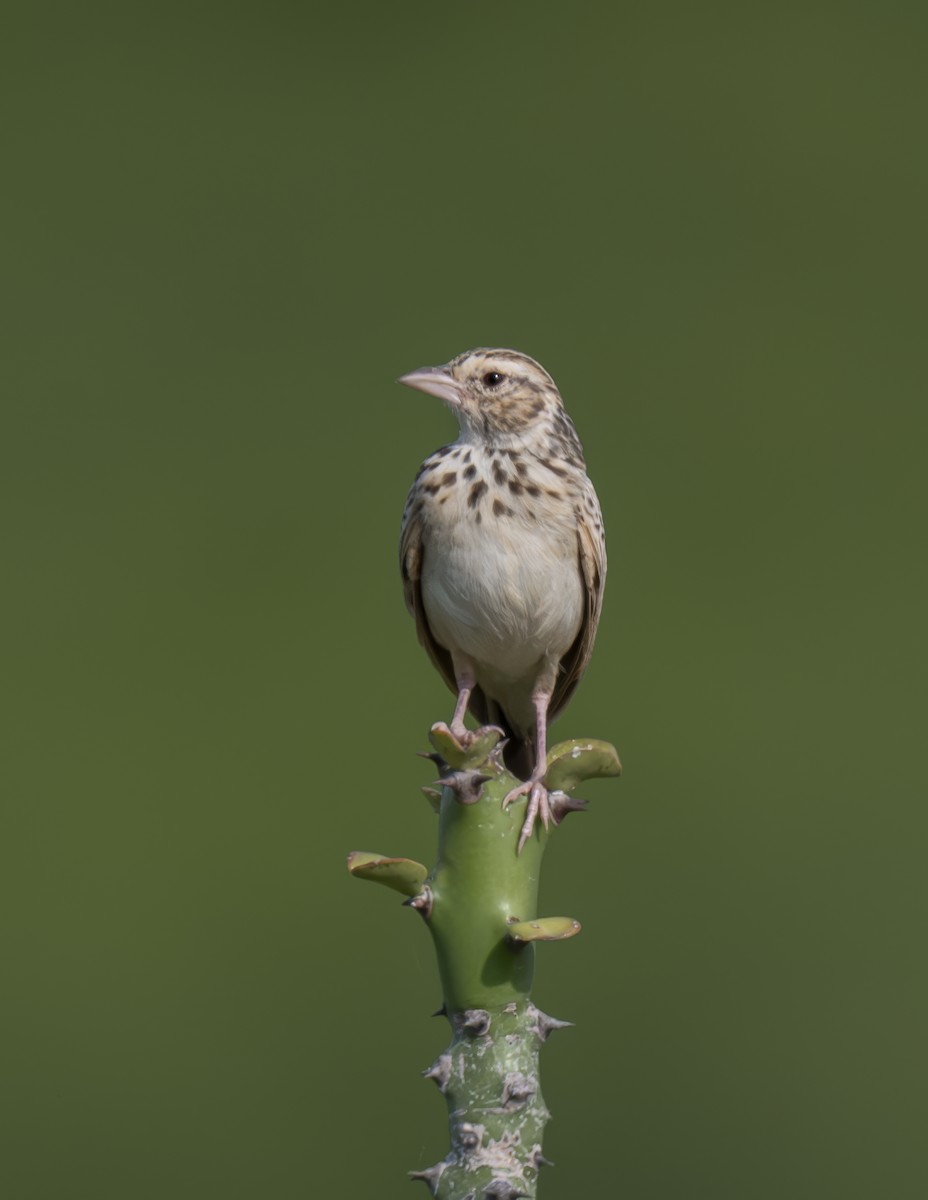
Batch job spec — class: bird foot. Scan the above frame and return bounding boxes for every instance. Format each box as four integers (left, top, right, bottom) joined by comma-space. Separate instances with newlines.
428, 722, 505, 770
453, 721, 505, 748
503, 775, 554, 853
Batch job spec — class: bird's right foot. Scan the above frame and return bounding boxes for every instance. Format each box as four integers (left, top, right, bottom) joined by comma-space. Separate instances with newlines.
503, 773, 555, 854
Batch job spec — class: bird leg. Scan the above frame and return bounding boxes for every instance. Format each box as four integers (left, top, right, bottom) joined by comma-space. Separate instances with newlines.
449, 660, 475, 743
503, 689, 554, 853
431, 653, 503, 754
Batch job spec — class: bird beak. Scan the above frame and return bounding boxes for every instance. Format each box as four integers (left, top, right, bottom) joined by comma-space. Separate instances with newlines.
397, 365, 463, 407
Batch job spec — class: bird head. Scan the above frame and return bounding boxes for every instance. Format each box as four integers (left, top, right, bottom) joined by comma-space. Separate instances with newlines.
398, 348, 580, 458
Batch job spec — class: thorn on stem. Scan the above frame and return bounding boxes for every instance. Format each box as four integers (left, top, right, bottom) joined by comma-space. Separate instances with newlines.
422, 1053, 452, 1093
534, 1008, 574, 1041
500, 1072, 535, 1109
409, 1161, 446, 1195
457, 1008, 491, 1036
549, 790, 588, 822
529, 1146, 554, 1169
457, 1122, 482, 1150
403, 887, 433, 918
440, 770, 492, 804
482, 1182, 529, 1199
421, 786, 442, 812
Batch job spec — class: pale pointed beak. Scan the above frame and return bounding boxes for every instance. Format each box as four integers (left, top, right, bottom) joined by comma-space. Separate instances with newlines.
397, 365, 463, 407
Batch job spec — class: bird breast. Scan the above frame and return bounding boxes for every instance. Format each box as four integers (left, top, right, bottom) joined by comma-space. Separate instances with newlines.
419, 451, 584, 682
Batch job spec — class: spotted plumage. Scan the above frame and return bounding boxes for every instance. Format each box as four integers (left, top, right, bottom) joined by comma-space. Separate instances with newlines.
398, 348, 607, 850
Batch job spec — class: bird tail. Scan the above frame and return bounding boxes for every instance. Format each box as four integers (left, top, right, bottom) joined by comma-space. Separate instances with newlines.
502, 732, 534, 781
476, 691, 534, 781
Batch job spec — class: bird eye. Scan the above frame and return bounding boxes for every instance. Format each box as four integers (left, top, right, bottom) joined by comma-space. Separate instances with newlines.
482, 371, 505, 387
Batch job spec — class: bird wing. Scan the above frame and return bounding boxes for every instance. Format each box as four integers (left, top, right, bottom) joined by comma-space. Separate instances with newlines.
399, 495, 462, 701
549, 478, 607, 722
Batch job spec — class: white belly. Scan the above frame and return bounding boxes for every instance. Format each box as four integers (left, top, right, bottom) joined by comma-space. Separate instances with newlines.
421, 516, 584, 684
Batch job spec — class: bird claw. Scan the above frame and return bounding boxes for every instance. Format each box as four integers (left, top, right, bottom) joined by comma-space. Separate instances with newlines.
503, 776, 554, 853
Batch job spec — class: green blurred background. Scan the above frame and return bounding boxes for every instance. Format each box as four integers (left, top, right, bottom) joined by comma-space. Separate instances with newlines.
2, 2, 925, 1196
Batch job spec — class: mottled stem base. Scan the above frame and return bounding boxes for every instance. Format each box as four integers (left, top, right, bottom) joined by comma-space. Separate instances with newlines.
415, 1000, 564, 1199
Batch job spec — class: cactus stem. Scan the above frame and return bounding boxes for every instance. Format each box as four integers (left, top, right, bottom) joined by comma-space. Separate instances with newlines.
352, 728, 621, 1196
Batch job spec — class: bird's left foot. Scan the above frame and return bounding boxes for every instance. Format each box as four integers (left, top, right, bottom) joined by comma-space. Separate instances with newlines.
503, 774, 554, 854
440, 720, 505, 750
428, 722, 505, 770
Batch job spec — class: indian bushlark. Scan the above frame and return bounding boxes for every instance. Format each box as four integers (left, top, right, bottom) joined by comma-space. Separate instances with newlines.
399, 348, 606, 850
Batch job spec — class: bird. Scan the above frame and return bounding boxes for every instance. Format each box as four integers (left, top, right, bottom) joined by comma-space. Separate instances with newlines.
398, 348, 606, 851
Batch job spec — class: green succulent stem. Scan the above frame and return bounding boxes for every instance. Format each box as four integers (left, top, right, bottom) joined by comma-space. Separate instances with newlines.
348, 727, 619, 1198
428, 759, 545, 1013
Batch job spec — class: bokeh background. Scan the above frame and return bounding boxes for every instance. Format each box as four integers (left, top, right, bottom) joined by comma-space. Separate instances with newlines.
2, 2, 926, 1197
